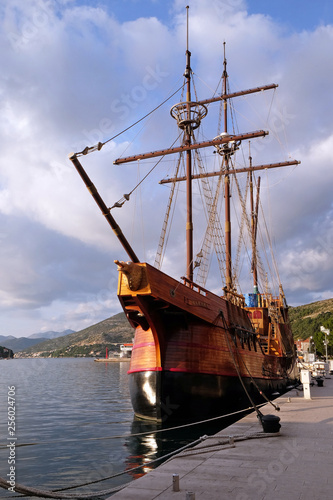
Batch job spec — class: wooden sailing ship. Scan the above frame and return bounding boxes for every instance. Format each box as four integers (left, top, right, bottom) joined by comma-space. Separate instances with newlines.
70, 9, 299, 423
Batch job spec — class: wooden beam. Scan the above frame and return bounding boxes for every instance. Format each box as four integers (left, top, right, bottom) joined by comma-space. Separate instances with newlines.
113, 130, 269, 165
159, 160, 301, 184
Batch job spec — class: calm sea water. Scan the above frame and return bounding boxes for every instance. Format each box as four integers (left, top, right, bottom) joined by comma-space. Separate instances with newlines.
0, 358, 229, 498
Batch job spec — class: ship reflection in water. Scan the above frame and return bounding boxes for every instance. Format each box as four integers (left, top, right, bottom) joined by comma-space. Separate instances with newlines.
124, 410, 252, 479
125, 420, 159, 479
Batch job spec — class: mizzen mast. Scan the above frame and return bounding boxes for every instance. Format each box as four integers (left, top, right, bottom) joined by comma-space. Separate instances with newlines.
249, 146, 261, 292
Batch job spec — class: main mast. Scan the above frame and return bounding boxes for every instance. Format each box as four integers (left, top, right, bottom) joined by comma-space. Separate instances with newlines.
185, 5, 193, 281
222, 42, 232, 292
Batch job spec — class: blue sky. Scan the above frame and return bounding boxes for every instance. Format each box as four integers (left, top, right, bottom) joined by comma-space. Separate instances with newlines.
1, 0, 333, 337
75, 0, 333, 30
247, 0, 333, 30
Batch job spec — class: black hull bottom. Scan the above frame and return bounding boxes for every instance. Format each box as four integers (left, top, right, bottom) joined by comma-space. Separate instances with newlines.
129, 370, 298, 424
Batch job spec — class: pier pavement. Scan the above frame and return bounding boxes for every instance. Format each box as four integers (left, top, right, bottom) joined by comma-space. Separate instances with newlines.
109, 377, 333, 500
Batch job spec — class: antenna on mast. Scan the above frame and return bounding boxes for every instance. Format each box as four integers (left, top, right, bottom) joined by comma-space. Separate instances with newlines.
186, 5, 189, 52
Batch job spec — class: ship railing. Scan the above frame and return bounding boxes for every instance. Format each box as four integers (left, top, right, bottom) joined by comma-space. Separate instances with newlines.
180, 277, 247, 308
223, 287, 246, 307
181, 276, 207, 296
256, 293, 284, 309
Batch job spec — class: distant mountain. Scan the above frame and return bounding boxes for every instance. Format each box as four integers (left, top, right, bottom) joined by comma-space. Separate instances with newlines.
0, 330, 76, 352
0, 335, 16, 342
16, 313, 134, 358
3, 337, 48, 352
28, 329, 75, 339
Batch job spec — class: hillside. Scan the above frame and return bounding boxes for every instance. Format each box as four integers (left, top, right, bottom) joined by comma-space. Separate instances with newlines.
15, 298, 333, 358
0, 345, 14, 359
17, 313, 134, 358
289, 298, 333, 338
289, 298, 333, 356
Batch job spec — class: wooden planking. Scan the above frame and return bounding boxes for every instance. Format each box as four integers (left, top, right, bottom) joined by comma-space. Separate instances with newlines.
118, 263, 294, 380
129, 326, 158, 373
166, 316, 293, 379
128, 318, 292, 379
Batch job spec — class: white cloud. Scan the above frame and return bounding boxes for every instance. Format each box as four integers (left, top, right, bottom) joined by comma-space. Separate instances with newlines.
0, 0, 332, 336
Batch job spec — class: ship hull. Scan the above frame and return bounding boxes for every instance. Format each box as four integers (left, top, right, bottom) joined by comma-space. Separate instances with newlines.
129, 369, 293, 423
117, 262, 298, 423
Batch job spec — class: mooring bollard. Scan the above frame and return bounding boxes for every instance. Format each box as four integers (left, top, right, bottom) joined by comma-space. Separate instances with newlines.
300, 369, 311, 399
261, 414, 281, 433
186, 492, 195, 500
172, 473, 180, 492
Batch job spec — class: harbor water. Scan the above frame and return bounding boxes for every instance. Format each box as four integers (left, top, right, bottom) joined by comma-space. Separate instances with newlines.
0, 358, 232, 498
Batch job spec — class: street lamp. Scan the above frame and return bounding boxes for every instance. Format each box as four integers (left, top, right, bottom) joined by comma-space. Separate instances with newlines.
320, 326, 330, 363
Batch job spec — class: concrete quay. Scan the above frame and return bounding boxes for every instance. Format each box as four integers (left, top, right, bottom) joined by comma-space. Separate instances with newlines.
110, 377, 333, 500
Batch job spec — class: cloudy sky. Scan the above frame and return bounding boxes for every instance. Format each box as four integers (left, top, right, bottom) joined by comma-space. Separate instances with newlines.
1, 0, 333, 337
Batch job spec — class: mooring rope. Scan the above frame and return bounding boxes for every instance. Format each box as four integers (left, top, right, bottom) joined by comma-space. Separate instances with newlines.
0, 437, 205, 499
0, 402, 270, 499
0, 477, 123, 499
0, 428, 282, 499
0, 402, 267, 452
169, 431, 281, 459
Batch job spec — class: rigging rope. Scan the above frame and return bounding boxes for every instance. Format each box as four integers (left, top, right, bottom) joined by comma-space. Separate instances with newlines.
217, 309, 285, 418
231, 166, 250, 289
154, 154, 183, 269
110, 131, 183, 210
235, 345, 281, 411
74, 84, 185, 157
192, 71, 223, 104
185, 104, 227, 286
154, 78, 186, 268
256, 172, 281, 291
220, 310, 264, 422
195, 151, 226, 287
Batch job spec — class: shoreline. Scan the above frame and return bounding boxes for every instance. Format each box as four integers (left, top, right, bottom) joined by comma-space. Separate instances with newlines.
94, 357, 131, 362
